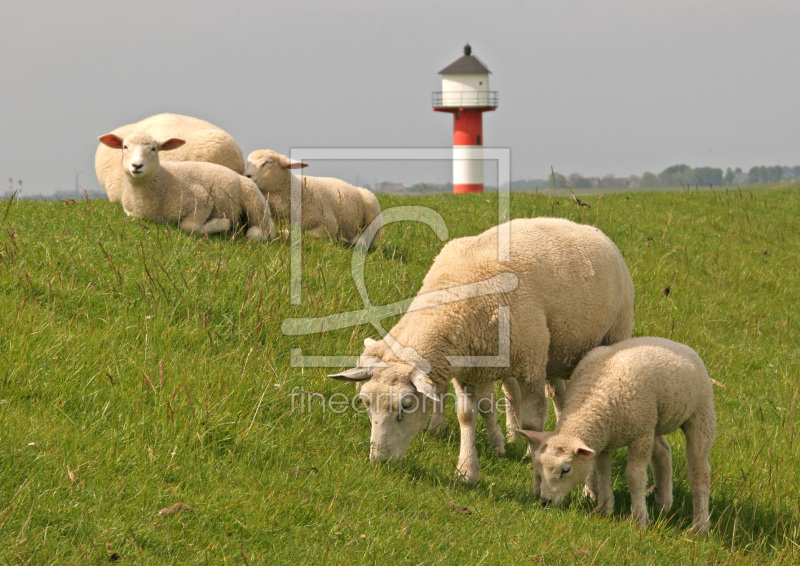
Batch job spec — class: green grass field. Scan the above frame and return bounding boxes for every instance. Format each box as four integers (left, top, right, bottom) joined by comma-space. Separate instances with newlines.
1, 186, 798, 564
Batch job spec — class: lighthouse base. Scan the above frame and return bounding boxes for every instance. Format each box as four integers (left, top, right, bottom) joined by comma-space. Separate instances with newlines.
453, 183, 484, 194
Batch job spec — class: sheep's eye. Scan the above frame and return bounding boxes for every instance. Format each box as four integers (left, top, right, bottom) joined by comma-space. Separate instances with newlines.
561, 466, 571, 477
401, 396, 414, 410
122, 145, 128, 150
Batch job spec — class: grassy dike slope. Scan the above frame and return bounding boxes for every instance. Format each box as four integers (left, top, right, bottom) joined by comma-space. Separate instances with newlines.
0, 186, 798, 564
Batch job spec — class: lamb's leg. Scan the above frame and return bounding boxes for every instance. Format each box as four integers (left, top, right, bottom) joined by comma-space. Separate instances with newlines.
475, 381, 505, 457
683, 411, 715, 533
626, 436, 655, 528
650, 435, 673, 513
453, 379, 480, 484
593, 450, 614, 515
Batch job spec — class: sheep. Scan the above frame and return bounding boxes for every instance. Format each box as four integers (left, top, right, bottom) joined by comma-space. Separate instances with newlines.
243, 149, 382, 248
328, 217, 634, 483
517, 337, 716, 532
96, 113, 244, 203
98, 132, 274, 240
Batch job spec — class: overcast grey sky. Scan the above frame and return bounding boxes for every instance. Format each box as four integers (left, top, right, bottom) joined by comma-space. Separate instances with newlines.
2, 0, 798, 196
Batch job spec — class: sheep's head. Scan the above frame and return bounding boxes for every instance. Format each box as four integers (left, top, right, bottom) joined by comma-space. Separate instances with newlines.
244, 149, 308, 193
98, 132, 185, 182
517, 430, 595, 506
329, 340, 437, 463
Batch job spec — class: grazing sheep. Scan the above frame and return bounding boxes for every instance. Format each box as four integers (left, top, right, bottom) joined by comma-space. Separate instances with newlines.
98, 132, 274, 240
96, 113, 244, 202
244, 149, 382, 248
518, 337, 716, 532
329, 218, 634, 483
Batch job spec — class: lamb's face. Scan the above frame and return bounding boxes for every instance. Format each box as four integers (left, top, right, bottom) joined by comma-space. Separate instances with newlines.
533, 436, 595, 506
121, 134, 161, 181
358, 363, 433, 463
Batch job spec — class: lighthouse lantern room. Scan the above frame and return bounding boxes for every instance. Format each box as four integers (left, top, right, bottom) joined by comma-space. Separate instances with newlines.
433, 44, 498, 194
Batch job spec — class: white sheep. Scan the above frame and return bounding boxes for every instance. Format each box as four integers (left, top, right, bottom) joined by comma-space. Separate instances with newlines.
517, 337, 716, 532
98, 132, 274, 240
244, 149, 382, 248
329, 217, 634, 483
96, 113, 244, 203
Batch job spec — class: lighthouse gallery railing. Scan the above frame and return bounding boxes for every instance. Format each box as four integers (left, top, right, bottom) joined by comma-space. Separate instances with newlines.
432, 91, 498, 108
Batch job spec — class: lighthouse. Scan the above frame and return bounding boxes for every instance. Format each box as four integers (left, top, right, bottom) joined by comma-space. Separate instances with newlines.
433, 44, 498, 194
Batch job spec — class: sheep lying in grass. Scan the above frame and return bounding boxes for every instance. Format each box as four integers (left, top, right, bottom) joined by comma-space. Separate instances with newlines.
329, 218, 634, 484
98, 132, 274, 240
244, 150, 382, 248
518, 337, 716, 532
96, 113, 244, 202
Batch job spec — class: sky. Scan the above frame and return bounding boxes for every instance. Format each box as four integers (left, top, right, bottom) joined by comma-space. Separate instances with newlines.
2, 0, 799, 196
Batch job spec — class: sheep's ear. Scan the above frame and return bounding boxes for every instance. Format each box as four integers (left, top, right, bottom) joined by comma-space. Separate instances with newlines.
328, 367, 374, 382
364, 338, 377, 347
514, 429, 552, 447
98, 134, 124, 149
287, 161, 309, 170
159, 138, 186, 151
573, 442, 595, 457
410, 369, 438, 402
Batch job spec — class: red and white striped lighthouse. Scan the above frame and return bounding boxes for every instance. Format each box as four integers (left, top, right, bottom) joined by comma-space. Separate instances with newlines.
433, 44, 498, 194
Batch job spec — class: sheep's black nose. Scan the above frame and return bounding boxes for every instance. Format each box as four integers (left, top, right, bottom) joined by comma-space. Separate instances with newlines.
132, 163, 143, 171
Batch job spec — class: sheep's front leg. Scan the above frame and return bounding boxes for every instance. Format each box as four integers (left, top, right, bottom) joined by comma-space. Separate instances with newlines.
626, 436, 654, 528
453, 379, 480, 484
504, 378, 547, 450
593, 450, 614, 515
201, 217, 233, 234
427, 392, 447, 436
475, 381, 505, 457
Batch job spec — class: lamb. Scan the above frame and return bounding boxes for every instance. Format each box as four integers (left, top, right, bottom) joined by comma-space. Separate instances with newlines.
244, 149, 382, 248
517, 337, 716, 532
328, 217, 634, 484
96, 113, 245, 203
98, 132, 274, 240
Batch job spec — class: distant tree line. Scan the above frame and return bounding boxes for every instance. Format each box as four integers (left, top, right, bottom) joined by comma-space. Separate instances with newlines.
510, 164, 800, 191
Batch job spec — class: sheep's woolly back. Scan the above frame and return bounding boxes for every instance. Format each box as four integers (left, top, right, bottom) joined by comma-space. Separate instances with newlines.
96, 113, 244, 202
556, 337, 714, 450
366, 217, 635, 390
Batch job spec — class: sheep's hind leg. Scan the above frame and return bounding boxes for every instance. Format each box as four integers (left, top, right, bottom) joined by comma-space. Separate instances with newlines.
475, 382, 504, 457
650, 435, 673, 513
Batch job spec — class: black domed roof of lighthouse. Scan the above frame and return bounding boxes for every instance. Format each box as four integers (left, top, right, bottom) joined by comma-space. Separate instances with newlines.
438, 44, 491, 75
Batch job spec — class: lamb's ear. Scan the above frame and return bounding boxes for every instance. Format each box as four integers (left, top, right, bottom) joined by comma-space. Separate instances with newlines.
573, 442, 595, 457
514, 429, 552, 447
410, 369, 438, 402
98, 134, 123, 149
328, 366, 374, 382
364, 337, 377, 347
287, 161, 309, 170
159, 138, 186, 151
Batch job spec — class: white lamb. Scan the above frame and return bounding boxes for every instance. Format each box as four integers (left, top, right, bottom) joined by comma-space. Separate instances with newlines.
517, 337, 716, 532
244, 149, 382, 248
98, 132, 274, 240
96, 113, 245, 203
328, 218, 634, 484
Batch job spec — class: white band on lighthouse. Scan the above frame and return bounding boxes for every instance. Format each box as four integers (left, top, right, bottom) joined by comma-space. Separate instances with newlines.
453, 145, 484, 186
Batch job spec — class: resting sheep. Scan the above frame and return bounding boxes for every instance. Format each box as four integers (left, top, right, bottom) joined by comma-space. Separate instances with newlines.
98, 132, 274, 240
244, 149, 382, 248
329, 217, 634, 483
518, 337, 716, 532
96, 113, 244, 202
